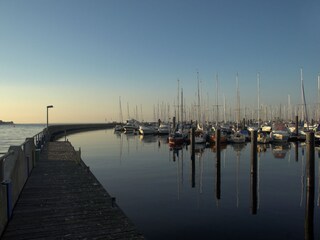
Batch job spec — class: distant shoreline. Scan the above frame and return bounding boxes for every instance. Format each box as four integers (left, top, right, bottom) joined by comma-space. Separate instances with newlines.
0, 120, 14, 125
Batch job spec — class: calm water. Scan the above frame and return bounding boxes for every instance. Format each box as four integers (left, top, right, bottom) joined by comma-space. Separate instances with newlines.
65, 129, 320, 240
0, 124, 45, 154
2, 126, 320, 239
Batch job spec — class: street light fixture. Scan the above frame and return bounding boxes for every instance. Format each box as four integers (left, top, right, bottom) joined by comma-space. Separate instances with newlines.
46, 105, 54, 128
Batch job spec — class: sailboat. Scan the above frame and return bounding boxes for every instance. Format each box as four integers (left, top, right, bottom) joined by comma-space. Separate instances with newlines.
169, 80, 188, 146
229, 73, 246, 143
257, 131, 271, 143
114, 96, 124, 132
194, 71, 207, 144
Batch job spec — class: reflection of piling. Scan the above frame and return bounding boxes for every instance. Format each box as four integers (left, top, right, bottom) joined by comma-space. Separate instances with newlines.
250, 130, 258, 215
305, 131, 315, 240
216, 128, 221, 153
191, 127, 195, 188
295, 115, 299, 137
191, 127, 195, 161
191, 155, 195, 188
215, 128, 221, 199
216, 142, 221, 200
295, 142, 299, 162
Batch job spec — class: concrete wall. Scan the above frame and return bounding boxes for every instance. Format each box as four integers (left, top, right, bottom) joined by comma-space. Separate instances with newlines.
47, 123, 116, 141
0, 137, 41, 235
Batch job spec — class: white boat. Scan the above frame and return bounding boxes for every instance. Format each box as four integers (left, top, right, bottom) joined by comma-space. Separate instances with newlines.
123, 119, 139, 133
194, 130, 207, 144
229, 131, 246, 143
194, 124, 207, 144
315, 131, 320, 142
261, 123, 272, 132
257, 132, 271, 144
247, 124, 259, 133
114, 125, 123, 132
169, 131, 186, 146
158, 124, 170, 135
314, 125, 320, 142
270, 123, 290, 142
139, 125, 157, 135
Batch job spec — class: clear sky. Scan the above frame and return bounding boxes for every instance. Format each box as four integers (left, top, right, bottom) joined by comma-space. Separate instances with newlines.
0, 0, 319, 123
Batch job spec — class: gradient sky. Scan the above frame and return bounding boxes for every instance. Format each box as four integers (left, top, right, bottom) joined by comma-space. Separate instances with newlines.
0, 0, 319, 123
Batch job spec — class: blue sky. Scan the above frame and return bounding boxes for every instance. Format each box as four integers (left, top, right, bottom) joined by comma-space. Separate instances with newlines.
0, 0, 319, 123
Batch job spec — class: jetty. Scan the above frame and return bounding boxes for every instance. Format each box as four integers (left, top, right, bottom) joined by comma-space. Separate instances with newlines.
0, 124, 144, 239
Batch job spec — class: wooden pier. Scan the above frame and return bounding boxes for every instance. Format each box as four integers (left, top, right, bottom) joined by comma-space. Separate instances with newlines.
1, 141, 144, 239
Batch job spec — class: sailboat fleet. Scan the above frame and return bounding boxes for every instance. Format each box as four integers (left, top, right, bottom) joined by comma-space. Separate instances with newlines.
114, 69, 320, 147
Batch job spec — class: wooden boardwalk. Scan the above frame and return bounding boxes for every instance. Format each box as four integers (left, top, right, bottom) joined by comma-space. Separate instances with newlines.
1, 142, 144, 239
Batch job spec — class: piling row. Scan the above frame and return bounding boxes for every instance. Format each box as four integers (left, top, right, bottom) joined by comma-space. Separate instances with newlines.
189, 129, 316, 219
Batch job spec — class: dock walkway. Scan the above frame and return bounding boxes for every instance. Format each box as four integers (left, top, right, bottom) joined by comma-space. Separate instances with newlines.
1, 141, 144, 239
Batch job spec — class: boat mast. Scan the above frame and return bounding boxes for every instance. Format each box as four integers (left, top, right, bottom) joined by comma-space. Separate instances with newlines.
223, 94, 226, 123
236, 73, 240, 129
197, 71, 201, 124
135, 105, 138, 120
119, 96, 123, 123
288, 95, 291, 122
257, 73, 260, 128
181, 88, 183, 124
177, 79, 180, 124
318, 74, 320, 122
127, 102, 130, 119
216, 73, 219, 126
301, 68, 309, 126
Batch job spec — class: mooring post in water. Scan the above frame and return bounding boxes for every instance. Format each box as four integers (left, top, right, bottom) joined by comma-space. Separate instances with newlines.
250, 130, 258, 215
251, 130, 257, 167
306, 132, 315, 190
305, 131, 315, 240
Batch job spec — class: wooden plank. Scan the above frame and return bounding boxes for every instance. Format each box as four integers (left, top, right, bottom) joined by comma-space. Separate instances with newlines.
1, 142, 144, 239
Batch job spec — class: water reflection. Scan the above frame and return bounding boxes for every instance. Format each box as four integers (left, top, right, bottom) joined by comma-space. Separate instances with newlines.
66, 130, 320, 240
139, 134, 158, 143
271, 142, 291, 159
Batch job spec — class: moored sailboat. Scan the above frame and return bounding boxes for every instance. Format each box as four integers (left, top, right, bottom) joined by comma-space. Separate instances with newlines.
270, 122, 290, 142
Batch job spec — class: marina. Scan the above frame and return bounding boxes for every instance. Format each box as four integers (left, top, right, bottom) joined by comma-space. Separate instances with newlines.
66, 128, 320, 240
1, 123, 320, 239
1, 1, 320, 238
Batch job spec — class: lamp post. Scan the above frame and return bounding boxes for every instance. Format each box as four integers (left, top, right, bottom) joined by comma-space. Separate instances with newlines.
46, 105, 53, 128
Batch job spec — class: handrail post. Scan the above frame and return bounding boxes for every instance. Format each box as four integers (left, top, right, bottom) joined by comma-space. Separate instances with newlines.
0, 159, 4, 183
2, 179, 13, 220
